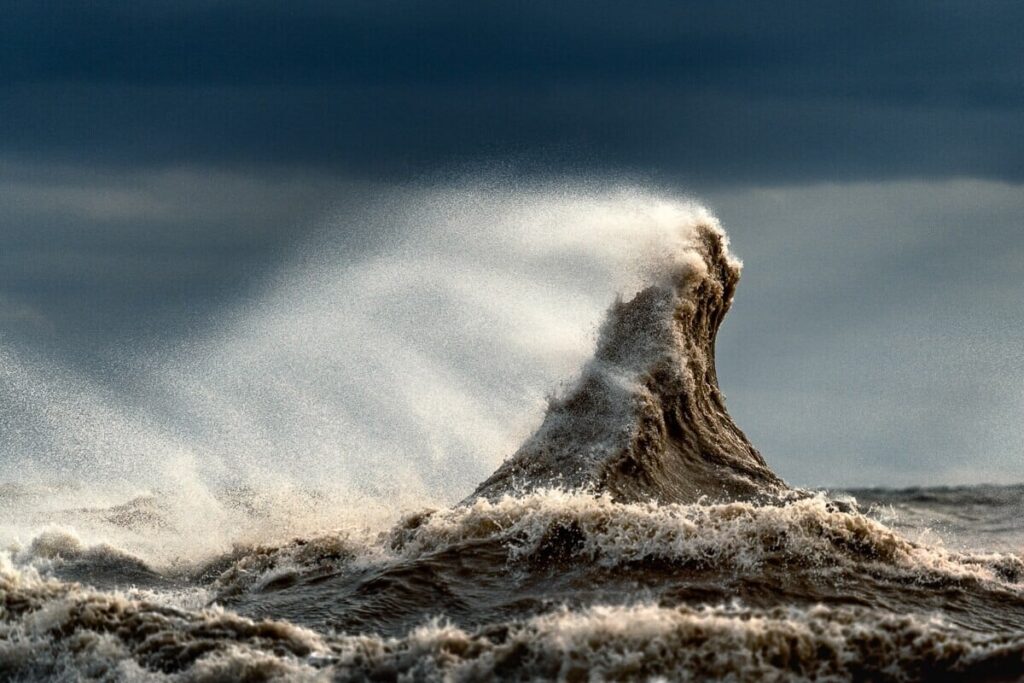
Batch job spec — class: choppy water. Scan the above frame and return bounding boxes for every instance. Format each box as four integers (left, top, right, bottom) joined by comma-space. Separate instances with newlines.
2, 485, 1023, 681
2, 191, 1022, 681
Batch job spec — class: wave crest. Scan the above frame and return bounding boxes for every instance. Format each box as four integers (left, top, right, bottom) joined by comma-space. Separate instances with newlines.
396, 490, 1024, 586
470, 222, 784, 505
4, 558, 1021, 683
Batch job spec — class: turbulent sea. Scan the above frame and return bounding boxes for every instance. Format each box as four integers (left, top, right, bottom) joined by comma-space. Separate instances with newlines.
3, 485, 1024, 681
2, 189, 1022, 681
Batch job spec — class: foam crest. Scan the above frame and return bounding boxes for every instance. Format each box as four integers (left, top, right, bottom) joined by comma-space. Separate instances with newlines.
210, 533, 376, 599
469, 217, 781, 503
393, 491, 1024, 586
0, 560, 329, 681
322, 603, 1024, 682
3, 555, 1021, 683
202, 490, 1024, 617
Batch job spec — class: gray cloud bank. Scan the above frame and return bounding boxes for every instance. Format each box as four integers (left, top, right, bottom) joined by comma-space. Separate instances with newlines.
1, 1, 1022, 183
710, 179, 1024, 486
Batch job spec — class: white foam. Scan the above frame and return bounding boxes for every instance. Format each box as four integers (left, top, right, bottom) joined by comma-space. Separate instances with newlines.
0, 181, 723, 563
395, 490, 1024, 587
3, 554, 1018, 683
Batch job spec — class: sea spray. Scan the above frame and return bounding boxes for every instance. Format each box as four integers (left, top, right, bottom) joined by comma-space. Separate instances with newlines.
1, 184, 1023, 681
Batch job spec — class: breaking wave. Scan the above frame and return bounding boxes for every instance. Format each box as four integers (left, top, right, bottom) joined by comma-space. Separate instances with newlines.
3, 559, 1023, 682
2, 183, 1022, 681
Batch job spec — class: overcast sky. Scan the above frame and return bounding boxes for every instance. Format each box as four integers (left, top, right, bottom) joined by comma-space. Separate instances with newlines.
2, 1, 1022, 491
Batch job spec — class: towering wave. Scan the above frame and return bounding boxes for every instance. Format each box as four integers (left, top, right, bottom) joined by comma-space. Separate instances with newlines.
470, 222, 785, 504
3, 186, 1022, 681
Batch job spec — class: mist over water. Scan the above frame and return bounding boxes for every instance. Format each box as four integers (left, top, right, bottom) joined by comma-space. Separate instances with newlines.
3, 181, 1024, 681
164, 184, 721, 497
0, 182, 716, 557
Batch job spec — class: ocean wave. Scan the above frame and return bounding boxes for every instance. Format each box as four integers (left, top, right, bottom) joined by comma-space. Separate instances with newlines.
15, 487, 1022, 609
209, 534, 371, 599
4, 190, 1023, 680
321, 603, 1024, 682
390, 490, 1024, 588
0, 560, 328, 682
3, 558, 1021, 683
187, 489, 1024, 640
470, 222, 784, 505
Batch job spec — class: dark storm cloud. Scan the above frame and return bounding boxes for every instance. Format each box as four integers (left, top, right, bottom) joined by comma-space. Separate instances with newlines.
0, 163, 385, 354
2, 1, 1022, 182
4, 2, 1021, 95
2, 1, 1023, 486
